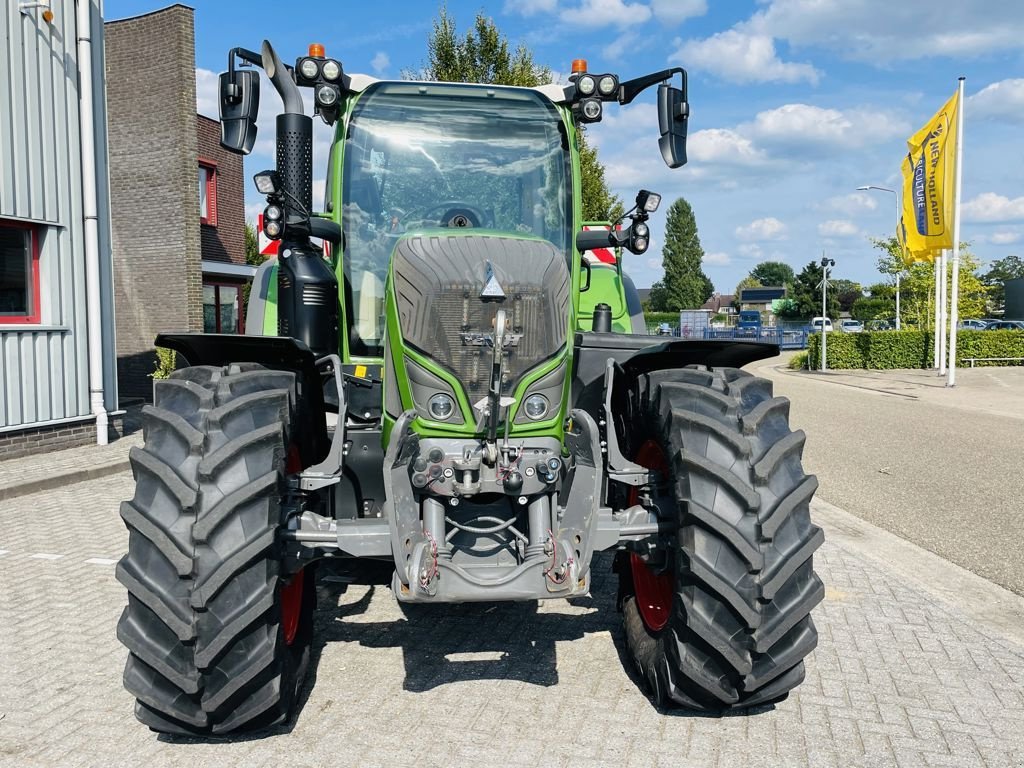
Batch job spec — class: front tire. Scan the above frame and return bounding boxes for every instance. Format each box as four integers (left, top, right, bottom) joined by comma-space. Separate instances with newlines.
116, 364, 315, 735
617, 366, 824, 710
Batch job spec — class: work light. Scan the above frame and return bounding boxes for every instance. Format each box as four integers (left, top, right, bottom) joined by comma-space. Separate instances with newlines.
321, 60, 341, 81
636, 190, 661, 213
299, 57, 319, 80
254, 170, 280, 195
597, 74, 618, 98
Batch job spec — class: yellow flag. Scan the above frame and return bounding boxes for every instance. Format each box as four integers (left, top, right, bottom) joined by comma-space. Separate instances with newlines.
900, 89, 959, 258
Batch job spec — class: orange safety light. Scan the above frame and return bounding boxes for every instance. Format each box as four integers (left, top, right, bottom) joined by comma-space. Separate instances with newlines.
309, 43, 325, 58
571, 59, 588, 74
42, 8, 54, 23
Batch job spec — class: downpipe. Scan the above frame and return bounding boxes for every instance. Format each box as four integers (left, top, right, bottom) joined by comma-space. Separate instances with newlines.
77, 0, 108, 445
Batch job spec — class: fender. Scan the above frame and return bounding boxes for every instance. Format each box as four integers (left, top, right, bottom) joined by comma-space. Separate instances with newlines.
155, 332, 330, 464
571, 331, 778, 419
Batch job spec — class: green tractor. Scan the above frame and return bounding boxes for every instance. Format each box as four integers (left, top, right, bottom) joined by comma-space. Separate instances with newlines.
116, 40, 823, 735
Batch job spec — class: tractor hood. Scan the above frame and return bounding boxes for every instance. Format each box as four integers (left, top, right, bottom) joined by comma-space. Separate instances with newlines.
387, 232, 570, 428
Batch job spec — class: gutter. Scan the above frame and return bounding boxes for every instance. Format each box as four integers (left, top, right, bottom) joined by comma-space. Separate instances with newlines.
76, 0, 108, 445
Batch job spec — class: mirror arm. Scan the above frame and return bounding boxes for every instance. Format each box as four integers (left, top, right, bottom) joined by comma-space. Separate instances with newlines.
618, 67, 685, 105
224, 47, 263, 102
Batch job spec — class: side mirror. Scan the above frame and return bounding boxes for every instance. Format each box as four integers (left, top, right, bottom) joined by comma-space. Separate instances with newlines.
657, 82, 688, 169
219, 69, 260, 154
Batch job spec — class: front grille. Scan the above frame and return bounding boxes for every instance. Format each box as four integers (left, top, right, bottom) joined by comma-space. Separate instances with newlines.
392, 234, 569, 404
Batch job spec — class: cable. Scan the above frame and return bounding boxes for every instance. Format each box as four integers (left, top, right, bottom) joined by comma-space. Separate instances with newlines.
419, 531, 439, 589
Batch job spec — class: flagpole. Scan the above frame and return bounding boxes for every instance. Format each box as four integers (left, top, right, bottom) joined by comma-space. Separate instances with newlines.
946, 77, 965, 387
938, 249, 948, 375
933, 257, 941, 369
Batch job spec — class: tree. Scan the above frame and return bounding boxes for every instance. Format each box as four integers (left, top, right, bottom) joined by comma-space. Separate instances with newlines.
778, 261, 840, 320
748, 261, 795, 289
982, 254, 1024, 313
830, 279, 863, 313
648, 197, 713, 311
871, 238, 989, 328
415, 7, 621, 220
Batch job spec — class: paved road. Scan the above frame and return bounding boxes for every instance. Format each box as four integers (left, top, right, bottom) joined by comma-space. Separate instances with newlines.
2, 474, 1024, 766
754, 357, 1024, 596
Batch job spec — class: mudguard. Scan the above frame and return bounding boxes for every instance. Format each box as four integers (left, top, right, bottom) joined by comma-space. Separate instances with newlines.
571, 331, 778, 418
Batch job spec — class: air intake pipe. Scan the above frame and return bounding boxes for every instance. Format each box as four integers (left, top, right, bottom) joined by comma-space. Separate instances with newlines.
262, 40, 339, 357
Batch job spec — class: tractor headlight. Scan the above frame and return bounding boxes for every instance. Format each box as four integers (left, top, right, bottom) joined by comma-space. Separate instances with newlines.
634, 222, 649, 238
523, 394, 549, 420
299, 57, 320, 80
597, 74, 618, 98
321, 60, 341, 81
265, 204, 282, 221
428, 393, 456, 421
576, 74, 597, 96
580, 98, 602, 122
264, 219, 282, 239
633, 236, 648, 253
315, 84, 339, 107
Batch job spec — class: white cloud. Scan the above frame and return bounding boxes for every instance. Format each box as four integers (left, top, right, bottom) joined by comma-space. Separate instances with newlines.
672, 30, 820, 84
746, 103, 908, 150
990, 231, 1022, 245
736, 217, 787, 241
651, 0, 706, 24
688, 128, 767, 166
505, 0, 558, 14
822, 192, 879, 213
705, 251, 732, 265
969, 79, 1024, 123
603, 31, 639, 62
738, 243, 765, 259
749, 0, 1024, 63
962, 193, 1024, 223
195, 68, 219, 118
818, 219, 860, 238
560, 0, 651, 27
371, 52, 390, 75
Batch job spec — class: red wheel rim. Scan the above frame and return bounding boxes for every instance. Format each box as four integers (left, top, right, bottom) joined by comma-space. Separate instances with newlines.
281, 569, 305, 646
629, 440, 674, 633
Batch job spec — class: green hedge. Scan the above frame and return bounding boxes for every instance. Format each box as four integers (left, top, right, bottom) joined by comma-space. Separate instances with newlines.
807, 330, 1024, 369
644, 312, 679, 325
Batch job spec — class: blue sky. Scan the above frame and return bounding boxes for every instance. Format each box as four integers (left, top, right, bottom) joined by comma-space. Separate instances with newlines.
106, 0, 1024, 293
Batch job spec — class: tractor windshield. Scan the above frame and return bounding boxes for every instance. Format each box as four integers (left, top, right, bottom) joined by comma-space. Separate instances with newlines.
341, 82, 572, 357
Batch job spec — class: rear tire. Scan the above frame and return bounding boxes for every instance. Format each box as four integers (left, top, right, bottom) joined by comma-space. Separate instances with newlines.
116, 364, 315, 735
617, 366, 824, 710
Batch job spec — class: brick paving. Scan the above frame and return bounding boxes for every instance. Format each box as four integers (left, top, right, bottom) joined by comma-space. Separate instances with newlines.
1, 474, 1022, 767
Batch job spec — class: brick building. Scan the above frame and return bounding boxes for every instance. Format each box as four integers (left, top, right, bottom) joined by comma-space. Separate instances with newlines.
105, 4, 251, 398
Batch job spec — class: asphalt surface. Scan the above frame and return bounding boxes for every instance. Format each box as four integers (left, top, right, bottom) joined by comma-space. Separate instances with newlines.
754, 356, 1024, 596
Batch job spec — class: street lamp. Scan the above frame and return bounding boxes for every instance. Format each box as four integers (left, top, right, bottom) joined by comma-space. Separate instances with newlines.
820, 256, 835, 372
857, 185, 901, 329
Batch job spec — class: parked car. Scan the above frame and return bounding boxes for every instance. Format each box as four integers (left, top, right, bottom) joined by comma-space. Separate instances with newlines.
810, 317, 833, 332
866, 318, 896, 331
840, 319, 864, 333
656, 322, 674, 336
985, 320, 1024, 331
958, 319, 989, 330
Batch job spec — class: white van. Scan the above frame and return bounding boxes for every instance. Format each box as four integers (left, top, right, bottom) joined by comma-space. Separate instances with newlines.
810, 317, 833, 331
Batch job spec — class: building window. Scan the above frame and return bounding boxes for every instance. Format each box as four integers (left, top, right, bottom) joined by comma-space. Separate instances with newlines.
203, 282, 242, 334
199, 159, 218, 226
0, 220, 40, 324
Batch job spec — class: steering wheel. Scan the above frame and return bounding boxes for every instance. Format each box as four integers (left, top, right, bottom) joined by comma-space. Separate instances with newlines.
415, 201, 488, 229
